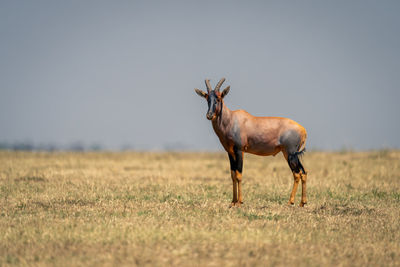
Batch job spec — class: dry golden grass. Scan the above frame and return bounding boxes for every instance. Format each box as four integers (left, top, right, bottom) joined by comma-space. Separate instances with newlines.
0, 150, 399, 266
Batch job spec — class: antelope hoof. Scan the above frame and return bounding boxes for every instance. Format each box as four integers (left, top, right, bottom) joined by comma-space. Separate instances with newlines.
229, 202, 243, 208
299, 202, 307, 207
288, 201, 295, 206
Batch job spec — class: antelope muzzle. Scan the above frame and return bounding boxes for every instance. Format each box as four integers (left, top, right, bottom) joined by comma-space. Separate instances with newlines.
206, 105, 216, 120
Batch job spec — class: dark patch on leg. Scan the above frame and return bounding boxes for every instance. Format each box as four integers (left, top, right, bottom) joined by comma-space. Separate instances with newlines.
229, 146, 243, 173
287, 150, 306, 174
228, 154, 235, 171
233, 146, 243, 173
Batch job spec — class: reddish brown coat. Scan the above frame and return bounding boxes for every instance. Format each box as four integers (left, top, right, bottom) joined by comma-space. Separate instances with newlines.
195, 78, 308, 207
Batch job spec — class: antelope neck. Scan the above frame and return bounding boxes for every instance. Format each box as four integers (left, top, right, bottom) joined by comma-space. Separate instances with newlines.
212, 101, 233, 135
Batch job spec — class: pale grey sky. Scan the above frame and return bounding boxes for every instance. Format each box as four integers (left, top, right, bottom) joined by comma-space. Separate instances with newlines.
1, 1, 399, 150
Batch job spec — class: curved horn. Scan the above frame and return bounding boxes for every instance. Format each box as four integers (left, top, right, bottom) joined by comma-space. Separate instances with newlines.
205, 79, 213, 93
214, 77, 226, 92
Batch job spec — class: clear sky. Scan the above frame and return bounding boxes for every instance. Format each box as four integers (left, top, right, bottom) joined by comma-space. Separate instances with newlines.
1, 1, 399, 151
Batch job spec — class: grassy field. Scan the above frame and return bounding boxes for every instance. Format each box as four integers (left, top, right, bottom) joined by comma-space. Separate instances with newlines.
0, 150, 399, 266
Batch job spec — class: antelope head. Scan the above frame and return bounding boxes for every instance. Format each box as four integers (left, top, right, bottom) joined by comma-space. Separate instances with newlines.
194, 78, 230, 120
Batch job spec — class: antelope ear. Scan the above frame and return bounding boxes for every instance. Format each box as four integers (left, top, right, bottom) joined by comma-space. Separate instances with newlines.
221, 86, 230, 98
194, 88, 207, 98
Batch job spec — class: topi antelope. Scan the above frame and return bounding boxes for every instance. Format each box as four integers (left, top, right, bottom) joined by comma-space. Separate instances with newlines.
195, 78, 308, 207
